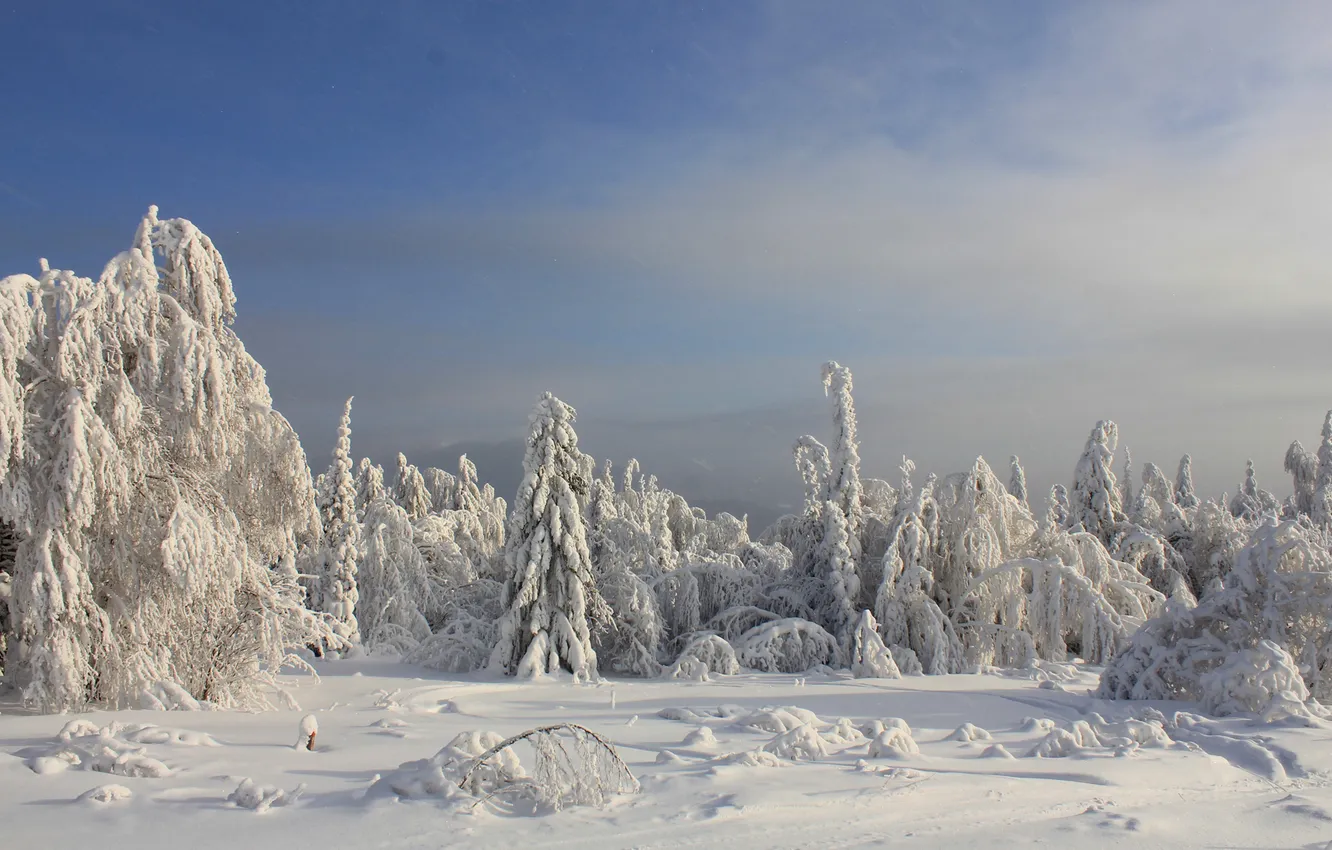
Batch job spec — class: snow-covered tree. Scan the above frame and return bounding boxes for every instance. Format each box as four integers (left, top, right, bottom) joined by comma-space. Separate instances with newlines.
1046, 484, 1070, 529
357, 497, 432, 650
1175, 454, 1200, 510
1314, 411, 1332, 528
490, 394, 605, 681
312, 396, 361, 643
394, 453, 433, 521
1100, 518, 1332, 716
1007, 455, 1028, 507
1285, 440, 1318, 518
1229, 459, 1278, 521
355, 457, 386, 518
1119, 447, 1134, 513
1, 208, 332, 711
818, 500, 859, 645
1069, 420, 1123, 543
821, 361, 863, 553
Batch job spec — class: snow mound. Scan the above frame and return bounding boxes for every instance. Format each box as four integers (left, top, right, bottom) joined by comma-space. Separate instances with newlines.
28, 723, 184, 778
945, 723, 992, 742
1026, 715, 1171, 758
823, 718, 865, 744
77, 784, 134, 804
980, 744, 1015, 759
760, 724, 831, 761
734, 706, 824, 734
1014, 717, 1057, 734
658, 705, 746, 724
228, 778, 305, 813
683, 726, 718, 748
867, 727, 920, 759
861, 718, 912, 738
711, 750, 788, 768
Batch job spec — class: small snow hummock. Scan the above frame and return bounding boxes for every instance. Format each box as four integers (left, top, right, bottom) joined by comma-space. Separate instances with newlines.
867, 727, 920, 759
78, 784, 134, 804
298, 714, 318, 751
228, 778, 306, 813
945, 723, 993, 743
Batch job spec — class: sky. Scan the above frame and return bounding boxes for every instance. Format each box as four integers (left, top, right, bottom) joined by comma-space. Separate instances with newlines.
4, 0, 1332, 526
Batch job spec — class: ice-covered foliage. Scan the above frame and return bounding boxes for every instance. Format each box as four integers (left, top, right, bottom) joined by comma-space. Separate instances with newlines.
490, 394, 604, 681
667, 632, 739, 679
0, 208, 333, 712
455, 724, 639, 811
594, 562, 664, 677
357, 497, 433, 651
1099, 519, 1332, 715
733, 618, 840, 672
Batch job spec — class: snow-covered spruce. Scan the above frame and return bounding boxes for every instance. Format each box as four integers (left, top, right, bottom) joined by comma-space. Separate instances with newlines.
311, 396, 362, 644
490, 393, 606, 681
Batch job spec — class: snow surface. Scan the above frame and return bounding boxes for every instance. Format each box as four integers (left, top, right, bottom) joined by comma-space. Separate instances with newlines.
4, 658, 1332, 848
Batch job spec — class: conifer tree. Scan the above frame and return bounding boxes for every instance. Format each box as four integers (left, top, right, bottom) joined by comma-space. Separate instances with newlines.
314, 397, 361, 643
1285, 440, 1318, 517
490, 393, 604, 681
1314, 412, 1332, 528
821, 362, 864, 554
395, 453, 432, 521
1175, 454, 1200, 510
1070, 420, 1123, 543
1007, 455, 1028, 507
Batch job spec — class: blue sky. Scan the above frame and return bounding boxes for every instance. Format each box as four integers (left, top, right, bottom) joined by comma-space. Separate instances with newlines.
5, 1, 1332, 519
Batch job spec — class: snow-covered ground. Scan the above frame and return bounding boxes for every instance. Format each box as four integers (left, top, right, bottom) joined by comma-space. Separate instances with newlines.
4, 660, 1332, 849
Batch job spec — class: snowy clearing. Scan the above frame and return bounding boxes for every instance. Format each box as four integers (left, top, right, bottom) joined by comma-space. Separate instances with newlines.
4, 658, 1332, 849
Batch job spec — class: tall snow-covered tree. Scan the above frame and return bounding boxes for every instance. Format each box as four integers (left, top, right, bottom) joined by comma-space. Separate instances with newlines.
821, 361, 863, 554
1007, 455, 1028, 507
1069, 420, 1123, 543
1285, 440, 1318, 518
313, 396, 361, 643
1119, 447, 1134, 514
1314, 411, 1332, 528
1, 208, 331, 711
490, 393, 604, 681
1175, 454, 1200, 510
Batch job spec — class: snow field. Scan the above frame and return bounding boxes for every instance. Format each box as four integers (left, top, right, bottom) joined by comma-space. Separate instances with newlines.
4, 658, 1332, 849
